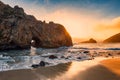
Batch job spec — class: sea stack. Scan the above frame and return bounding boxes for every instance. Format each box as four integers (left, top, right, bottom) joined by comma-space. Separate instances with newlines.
81, 38, 97, 43
0, 1, 73, 50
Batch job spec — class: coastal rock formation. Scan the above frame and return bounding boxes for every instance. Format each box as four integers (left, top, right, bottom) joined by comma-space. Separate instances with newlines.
0, 1, 73, 50
103, 33, 120, 43
81, 38, 97, 43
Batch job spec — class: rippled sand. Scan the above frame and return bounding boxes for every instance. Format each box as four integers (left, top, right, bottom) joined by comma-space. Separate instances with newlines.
0, 58, 120, 80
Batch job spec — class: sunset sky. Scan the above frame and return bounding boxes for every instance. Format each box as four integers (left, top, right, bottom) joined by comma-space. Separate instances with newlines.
1, 0, 120, 41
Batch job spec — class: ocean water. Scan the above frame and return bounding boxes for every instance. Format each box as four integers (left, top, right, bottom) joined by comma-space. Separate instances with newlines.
0, 43, 120, 71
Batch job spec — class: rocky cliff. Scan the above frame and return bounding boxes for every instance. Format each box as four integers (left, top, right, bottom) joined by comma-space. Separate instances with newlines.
0, 1, 73, 50
103, 33, 120, 43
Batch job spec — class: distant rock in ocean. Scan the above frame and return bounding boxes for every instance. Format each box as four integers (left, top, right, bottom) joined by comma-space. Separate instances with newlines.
103, 33, 120, 43
0, 1, 73, 50
81, 38, 97, 43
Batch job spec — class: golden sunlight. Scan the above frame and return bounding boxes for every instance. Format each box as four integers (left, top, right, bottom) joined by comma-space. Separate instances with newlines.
26, 9, 101, 39
2, 0, 120, 41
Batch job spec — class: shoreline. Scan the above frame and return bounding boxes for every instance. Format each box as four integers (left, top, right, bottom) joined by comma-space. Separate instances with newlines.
0, 56, 118, 72
0, 57, 120, 80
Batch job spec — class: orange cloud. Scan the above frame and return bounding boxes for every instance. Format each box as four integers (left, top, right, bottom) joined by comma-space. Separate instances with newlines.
95, 17, 120, 31
92, 17, 120, 41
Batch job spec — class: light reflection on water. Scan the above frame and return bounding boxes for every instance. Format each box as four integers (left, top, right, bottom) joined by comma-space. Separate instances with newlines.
30, 46, 37, 56
52, 58, 120, 80
54, 58, 103, 80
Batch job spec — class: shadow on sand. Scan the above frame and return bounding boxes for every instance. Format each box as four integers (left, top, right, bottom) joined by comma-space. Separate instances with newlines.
0, 62, 72, 80
71, 64, 120, 80
0, 62, 120, 80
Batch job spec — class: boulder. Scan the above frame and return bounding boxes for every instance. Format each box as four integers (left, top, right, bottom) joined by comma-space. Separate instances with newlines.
49, 55, 57, 59
77, 57, 82, 59
39, 61, 45, 67
31, 61, 46, 68
31, 64, 40, 68
0, 1, 73, 50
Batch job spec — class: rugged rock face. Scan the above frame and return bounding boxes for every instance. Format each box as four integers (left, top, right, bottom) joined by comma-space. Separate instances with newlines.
0, 1, 73, 50
103, 33, 120, 43
81, 38, 97, 43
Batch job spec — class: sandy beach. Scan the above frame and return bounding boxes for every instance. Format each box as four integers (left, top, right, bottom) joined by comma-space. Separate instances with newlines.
0, 0, 120, 80
0, 57, 120, 80
69, 57, 120, 80
101, 58, 120, 76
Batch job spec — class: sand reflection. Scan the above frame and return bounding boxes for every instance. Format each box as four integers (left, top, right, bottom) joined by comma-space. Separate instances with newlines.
55, 57, 120, 80
0, 58, 120, 80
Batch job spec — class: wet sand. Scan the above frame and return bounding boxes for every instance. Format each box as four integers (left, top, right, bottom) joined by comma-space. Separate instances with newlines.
69, 58, 120, 80
100, 58, 120, 75
0, 62, 71, 80
0, 58, 120, 80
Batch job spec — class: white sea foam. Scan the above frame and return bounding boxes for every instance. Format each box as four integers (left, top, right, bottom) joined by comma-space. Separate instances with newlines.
0, 43, 120, 71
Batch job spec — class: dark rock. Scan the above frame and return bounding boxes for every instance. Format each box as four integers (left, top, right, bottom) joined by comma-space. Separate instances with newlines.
83, 51, 90, 53
77, 57, 82, 59
39, 61, 45, 67
49, 55, 57, 59
65, 56, 71, 59
65, 57, 69, 59
81, 38, 97, 43
31, 64, 40, 68
103, 33, 120, 43
0, 1, 73, 50
31, 61, 46, 68
61, 56, 65, 58
108, 53, 112, 56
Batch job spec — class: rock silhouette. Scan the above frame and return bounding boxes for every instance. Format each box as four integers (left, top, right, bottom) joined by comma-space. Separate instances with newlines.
0, 1, 73, 50
81, 38, 97, 43
103, 33, 120, 43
